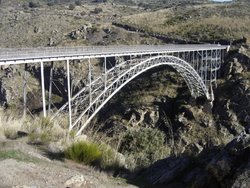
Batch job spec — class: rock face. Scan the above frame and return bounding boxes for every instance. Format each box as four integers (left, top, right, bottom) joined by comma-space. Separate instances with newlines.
142, 131, 250, 188
215, 51, 250, 137
68, 24, 92, 40
144, 156, 191, 185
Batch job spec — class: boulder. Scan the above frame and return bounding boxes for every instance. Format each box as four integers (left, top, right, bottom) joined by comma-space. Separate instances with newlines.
64, 175, 94, 187
231, 161, 250, 188
144, 156, 191, 185
207, 131, 250, 183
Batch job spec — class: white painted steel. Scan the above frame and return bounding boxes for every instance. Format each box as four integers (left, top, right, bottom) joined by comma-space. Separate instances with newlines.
0, 44, 228, 135
0, 44, 228, 65
40, 61, 46, 117
66, 59, 72, 130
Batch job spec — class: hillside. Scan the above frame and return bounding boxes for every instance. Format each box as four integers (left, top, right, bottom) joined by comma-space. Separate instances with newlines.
117, 1, 250, 43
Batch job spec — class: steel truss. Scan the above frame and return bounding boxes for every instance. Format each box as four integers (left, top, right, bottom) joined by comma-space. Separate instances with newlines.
0, 45, 228, 135
53, 50, 223, 136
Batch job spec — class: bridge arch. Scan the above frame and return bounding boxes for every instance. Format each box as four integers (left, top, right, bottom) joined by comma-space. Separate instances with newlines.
60, 55, 209, 135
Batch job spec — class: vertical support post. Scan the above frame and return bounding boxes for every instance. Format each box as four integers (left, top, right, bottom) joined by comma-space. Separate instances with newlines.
210, 50, 213, 82
201, 50, 204, 81
196, 51, 200, 72
216, 49, 219, 83
23, 64, 27, 117
104, 57, 107, 89
205, 50, 208, 86
48, 61, 54, 115
89, 58, 92, 105
66, 59, 72, 130
192, 51, 194, 68
40, 61, 46, 117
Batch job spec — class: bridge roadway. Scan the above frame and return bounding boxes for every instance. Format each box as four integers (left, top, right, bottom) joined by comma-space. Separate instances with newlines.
0, 44, 229, 65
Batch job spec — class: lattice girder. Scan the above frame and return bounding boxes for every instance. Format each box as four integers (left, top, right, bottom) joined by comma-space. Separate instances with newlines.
54, 55, 209, 135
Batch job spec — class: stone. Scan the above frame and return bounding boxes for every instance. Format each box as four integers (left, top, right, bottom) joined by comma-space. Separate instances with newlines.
48, 37, 54, 46
74, 134, 88, 142
33, 26, 41, 33
47, 142, 64, 154
64, 175, 94, 187
207, 131, 250, 182
232, 58, 244, 74
231, 161, 250, 188
68, 24, 92, 40
224, 58, 244, 79
184, 143, 204, 156
144, 156, 191, 185
207, 154, 232, 181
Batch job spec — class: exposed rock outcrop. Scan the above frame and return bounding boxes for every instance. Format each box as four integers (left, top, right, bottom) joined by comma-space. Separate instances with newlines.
142, 131, 250, 188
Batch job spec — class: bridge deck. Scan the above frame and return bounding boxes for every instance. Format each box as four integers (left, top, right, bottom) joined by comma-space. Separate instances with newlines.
0, 44, 229, 65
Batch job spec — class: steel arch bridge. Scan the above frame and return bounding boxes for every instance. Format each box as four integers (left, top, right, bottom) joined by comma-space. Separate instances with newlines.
0, 44, 229, 135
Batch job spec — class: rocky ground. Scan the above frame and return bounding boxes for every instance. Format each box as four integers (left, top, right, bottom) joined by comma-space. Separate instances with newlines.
0, 138, 137, 188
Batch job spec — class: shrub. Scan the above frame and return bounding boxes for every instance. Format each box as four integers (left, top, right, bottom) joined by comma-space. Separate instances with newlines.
75, 0, 82, 6
98, 143, 122, 170
47, 0, 60, 6
0, 111, 24, 139
47, 2, 55, 6
69, 4, 75, 10
120, 128, 170, 169
29, 1, 39, 8
28, 117, 65, 145
92, 7, 102, 14
65, 141, 102, 164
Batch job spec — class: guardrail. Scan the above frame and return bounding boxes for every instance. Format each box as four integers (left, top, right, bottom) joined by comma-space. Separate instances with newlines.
0, 44, 228, 63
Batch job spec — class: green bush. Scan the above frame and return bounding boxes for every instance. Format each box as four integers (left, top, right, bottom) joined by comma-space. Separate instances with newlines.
65, 141, 102, 164
98, 143, 122, 170
120, 128, 170, 169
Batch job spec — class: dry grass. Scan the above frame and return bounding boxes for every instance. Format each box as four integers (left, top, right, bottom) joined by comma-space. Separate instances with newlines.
0, 110, 26, 139
28, 116, 67, 144
119, 3, 250, 42
0, 110, 66, 143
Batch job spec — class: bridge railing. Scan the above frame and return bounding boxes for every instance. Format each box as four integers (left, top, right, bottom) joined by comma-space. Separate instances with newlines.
0, 44, 227, 62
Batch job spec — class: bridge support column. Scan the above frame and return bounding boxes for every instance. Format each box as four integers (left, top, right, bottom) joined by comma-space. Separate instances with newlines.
104, 57, 107, 89
48, 62, 54, 115
66, 59, 72, 131
40, 61, 46, 117
23, 64, 27, 117
89, 58, 92, 105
